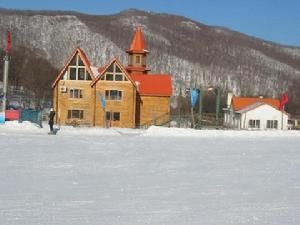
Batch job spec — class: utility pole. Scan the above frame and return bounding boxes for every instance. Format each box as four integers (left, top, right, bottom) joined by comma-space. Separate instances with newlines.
198, 87, 202, 128
0, 31, 11, 124
215, 87, 220, 126
208, 86, 221, 127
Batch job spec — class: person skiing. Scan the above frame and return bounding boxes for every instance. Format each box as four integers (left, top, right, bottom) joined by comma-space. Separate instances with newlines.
48, 108, 55, 133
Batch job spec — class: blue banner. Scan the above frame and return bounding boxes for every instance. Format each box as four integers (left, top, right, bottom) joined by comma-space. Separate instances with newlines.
191, 88, 200, 108
97, 93, 106, 109
0, 112, 5, 124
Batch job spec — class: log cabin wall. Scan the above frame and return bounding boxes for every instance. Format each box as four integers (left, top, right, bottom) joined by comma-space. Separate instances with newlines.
55, 80, 95, 126
94, 80, 136, 128
139, 96, 170, 127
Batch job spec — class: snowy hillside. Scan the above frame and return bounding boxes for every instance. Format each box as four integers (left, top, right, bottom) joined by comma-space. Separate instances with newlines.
1, 8, 300, 102
1, 122, 300, 225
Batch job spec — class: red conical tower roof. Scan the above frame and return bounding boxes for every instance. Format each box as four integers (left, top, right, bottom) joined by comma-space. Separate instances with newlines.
127, 26, 148, 54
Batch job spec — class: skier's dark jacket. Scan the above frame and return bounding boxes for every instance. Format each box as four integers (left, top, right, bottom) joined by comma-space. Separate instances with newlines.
48, 111, 55, 124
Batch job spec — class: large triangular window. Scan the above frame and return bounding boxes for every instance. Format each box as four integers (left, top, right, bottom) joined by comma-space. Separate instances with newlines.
103, 62, 128, 82
66, 53, 92, 80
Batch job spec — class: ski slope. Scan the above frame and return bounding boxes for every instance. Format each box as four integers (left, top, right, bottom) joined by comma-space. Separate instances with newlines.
0, 122, 300, 225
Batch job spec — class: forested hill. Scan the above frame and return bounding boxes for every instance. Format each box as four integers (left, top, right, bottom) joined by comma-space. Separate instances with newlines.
1, 8, 300, 112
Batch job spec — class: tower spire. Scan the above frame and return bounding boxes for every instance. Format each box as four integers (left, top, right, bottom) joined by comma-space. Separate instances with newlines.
126, 26, 150, 75
127, 26, 147, 54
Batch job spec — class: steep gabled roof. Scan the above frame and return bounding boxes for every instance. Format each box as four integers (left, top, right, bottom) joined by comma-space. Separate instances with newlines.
235, 100, 289, 116
90, 57, 137, 88
51, 47, 96, 88
126, 26, 148, 54
232, 96, 280, 111
130, 74, 172, 97
236, 102, 268, 113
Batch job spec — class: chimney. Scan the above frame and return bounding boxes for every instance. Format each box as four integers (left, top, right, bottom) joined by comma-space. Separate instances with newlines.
227, 92, 233, 108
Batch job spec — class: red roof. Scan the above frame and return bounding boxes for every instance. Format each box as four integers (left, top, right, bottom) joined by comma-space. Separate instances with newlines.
130, 74, 172, 96
126, 26, 148, 54
232, 96, 280, 111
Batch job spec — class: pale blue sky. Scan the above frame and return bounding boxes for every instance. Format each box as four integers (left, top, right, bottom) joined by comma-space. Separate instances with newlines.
1, 0, 300, 47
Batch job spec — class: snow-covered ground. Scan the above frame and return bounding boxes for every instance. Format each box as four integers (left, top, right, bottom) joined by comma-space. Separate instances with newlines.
1, 121, 300, 225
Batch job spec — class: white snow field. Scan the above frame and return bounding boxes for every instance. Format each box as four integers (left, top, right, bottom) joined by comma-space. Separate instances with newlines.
1, 121, 300, 225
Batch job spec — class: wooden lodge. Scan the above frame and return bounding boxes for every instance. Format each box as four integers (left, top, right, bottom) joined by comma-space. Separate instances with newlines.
51, 26, 172, 128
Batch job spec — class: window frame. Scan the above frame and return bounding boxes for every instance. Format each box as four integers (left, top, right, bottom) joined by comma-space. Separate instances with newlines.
113, 112, 120, 121
105, 111, 120, 121
67, 54, 92, 81
105, 90, 122, 101
103, 63, 125, 81
67, 109, 84, 119
135, 55, 141, 64
249, 119, 260, 129
267, 120, 278, 129
69, 88, 83, 99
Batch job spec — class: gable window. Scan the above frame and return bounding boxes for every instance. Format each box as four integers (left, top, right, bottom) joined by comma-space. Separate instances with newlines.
70, 68, 77, 80
103, 63, 126, 81
105, 90, 122, 100
106, 73, 114, 81
68, 53, 92, 81
78, 68, 85, 80
69, 89, 83, 98
249, 119, 260, 129
115, 74, 123, 81
267, 120, 278, 129
78, 57, 84, 66
68, 110, 84, 119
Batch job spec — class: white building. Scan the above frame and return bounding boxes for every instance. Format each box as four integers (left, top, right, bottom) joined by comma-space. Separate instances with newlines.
223, 94, 289, 130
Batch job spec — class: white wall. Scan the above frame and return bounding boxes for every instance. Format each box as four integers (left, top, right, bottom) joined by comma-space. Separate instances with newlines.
240, 104, 288, 130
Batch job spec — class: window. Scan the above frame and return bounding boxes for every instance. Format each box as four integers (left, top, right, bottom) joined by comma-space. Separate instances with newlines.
70, 68, 77, 80
67, 54, 92, 80
78, 68, 85, 80
106, 111, 120, 121
106, 73, 114, 81
249, 119, 260, 129
113, 112, 120, 121
136, 55, 141, 64
68, 110, 84, 119
105, 90, 122, 100
267, 120, 278, 129
70, 57, 77, 66
103, 63, 126, 81
128, 55, 133, 66
107, 64, 114, 72
69, 89, 83, 98
115, 74, 123, 81
115, 66, 122, 73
